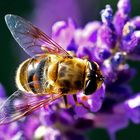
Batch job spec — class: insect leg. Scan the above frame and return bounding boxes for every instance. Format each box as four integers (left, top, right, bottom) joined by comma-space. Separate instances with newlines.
73, 94, 81, 106
63, 95, 71, 108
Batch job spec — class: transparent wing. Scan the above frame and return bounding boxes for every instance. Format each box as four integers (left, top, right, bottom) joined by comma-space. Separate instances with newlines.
0, 90, 62, 125
5, 14, 69, 57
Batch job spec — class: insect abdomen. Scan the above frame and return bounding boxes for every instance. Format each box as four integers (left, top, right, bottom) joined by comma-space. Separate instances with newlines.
16, 59, 31, 92
16, 56, 49, 93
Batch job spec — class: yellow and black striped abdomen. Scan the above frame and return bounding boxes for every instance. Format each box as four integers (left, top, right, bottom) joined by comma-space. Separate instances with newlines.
16, 55, 51, 94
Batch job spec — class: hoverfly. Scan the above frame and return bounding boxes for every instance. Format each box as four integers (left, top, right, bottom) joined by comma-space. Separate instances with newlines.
0, 14, 104, 124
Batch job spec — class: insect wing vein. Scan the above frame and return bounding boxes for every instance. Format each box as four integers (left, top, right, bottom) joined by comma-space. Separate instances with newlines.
0, 90, 62, 125
5, 14, 69, 57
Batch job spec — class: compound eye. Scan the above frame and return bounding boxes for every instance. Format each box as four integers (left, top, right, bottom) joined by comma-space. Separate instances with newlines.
89, 62, 98, 71
84, 80, 97, 95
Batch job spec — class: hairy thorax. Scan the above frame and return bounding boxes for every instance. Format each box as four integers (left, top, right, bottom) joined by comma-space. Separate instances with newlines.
47, 56, 87, 94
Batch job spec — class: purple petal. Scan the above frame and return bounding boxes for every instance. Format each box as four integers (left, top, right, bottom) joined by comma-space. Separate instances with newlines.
117, 0, 131, 14
127, 46, 140, 60
40, 107, 57, 126
113, 10, 129, 36
34, 126, 61, 140
74, 105, 88, 117
89, 84, 106, 112
74, 22, 101, 47
121, 22, 138, 52
73, 84, 105, 115
98, 48, 111, 60
125, 94, 140, 123
102, 60, 118, 83
74, 29, 93, 47
52, 19, 75, 49
0, 123, 20, 139
19, 114, 40, 139
83, 21, 101, 42
97, 24, 117, 49
113, 93, 140, 124
100, 5, 113, 25
76, 45, 95, 61
110, 52, 126, 67
59, 110, 74, 125
93, 47, 112, 63
67, 39, 78, 53
131, 16, 140, 30
98, 5, 118, 49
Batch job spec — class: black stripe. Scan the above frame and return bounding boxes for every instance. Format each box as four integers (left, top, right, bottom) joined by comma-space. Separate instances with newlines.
27, 59, 36, 93
35, 58, 47, 90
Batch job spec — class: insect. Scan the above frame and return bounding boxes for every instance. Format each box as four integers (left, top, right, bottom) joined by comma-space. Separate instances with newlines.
0, 14, 104, 125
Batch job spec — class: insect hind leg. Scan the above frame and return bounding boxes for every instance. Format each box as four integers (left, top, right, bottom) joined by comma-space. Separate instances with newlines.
63, 95, 71, 108
73, 94, 81, 106
63, 94, 90, 111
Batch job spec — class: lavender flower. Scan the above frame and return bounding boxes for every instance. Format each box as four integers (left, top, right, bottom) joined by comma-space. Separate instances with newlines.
39, 0, 140, 139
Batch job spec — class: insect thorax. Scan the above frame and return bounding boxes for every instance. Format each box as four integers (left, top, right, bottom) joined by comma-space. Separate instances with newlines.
53, 57, 87, 94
